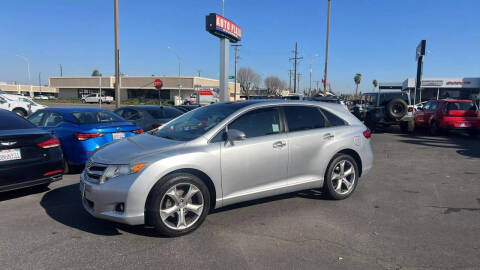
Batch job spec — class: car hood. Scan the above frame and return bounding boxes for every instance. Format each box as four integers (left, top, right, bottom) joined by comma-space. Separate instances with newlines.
91, 133, 184, 164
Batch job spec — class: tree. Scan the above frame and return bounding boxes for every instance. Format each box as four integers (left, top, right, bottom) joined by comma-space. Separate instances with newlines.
91, 69, 102, 76
372, 79, 378, 91
354, 73, 362, 96
237, 67, 261, 98
264, 76, 286, 95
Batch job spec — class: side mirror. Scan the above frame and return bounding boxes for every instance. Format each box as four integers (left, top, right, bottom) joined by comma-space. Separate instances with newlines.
417, 107, 423, 111
226, 129, 246, 144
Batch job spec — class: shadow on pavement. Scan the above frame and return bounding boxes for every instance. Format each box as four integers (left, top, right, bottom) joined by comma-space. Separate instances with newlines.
40, 183, 328, 237
0, 185, 49, 202
397, 129, 480, 159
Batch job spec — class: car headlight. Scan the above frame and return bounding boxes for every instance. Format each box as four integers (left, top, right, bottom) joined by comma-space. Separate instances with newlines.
100, 163, 146, 183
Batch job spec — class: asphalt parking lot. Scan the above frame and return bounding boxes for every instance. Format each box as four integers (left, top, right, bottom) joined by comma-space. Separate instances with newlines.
1, 128, 479, 270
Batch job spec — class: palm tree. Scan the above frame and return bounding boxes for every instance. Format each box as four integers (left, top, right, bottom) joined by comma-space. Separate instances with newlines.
91, 69, 102, 76
372, 79, 378, 91
354, 73, 362, 96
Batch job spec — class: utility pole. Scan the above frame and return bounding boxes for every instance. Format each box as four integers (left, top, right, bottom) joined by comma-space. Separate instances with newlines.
296, 73, 302, 92
197, 70, 202, 77
323, 0, 331, 95
288, 69, 293, 91
314, 80, 320, 93
114, 0, 121, 108
232, 44, 242, 101
59, 64, 63, 77
289, 42, 303, 93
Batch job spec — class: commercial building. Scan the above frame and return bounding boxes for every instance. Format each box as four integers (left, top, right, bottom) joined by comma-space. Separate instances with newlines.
402, 77, 480, 101
0, 83, 58, 97
49, 76, 241, 102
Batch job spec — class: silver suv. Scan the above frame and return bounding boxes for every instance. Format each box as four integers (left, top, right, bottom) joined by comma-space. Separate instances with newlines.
80, 100, 373, 236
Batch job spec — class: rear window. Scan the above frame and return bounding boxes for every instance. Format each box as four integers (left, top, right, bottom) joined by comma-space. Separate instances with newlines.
0, 112, 35, 130
446, 102, 476, 111
71, 111, 125, 124
163, 107, 183, 118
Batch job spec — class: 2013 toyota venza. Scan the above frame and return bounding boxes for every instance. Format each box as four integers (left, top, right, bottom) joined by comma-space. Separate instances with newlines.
80, 100, 373, 236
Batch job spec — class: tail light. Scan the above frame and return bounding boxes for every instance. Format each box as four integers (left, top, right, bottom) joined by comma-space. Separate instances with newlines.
74, 133, 104, 141
363, 129, 372, 139
38, 137, 60, 148
408, 106, 414, 112
44, 169, 63, 176
132, 129, 144, 134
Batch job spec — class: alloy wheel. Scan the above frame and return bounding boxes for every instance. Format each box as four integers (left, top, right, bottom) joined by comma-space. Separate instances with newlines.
159, 183, 204, 231
331, 160, 356, 195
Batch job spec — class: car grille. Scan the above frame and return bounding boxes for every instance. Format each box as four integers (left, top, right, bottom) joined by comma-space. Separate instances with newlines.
85, 161, 107, 184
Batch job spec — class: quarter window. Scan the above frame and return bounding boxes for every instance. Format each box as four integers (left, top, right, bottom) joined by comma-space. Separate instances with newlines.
28, 111, 45, 127
228, 108, 281, 138
321, 109, 346, 126
284, 106, 326, 132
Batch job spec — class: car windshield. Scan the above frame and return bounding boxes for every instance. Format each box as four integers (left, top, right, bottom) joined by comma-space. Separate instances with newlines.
154, 104, 240, 141
71, 110, 125, 124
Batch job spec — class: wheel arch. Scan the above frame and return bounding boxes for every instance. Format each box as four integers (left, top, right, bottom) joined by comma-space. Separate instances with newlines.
330, 148, 363, 177
145, 168, 217, 218
12, 107, 28, 116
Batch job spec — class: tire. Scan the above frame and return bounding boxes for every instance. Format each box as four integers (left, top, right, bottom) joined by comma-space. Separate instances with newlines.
82, 99, 86, 104
146, 173, 210, 237
63, 159, 70, 174
12, 108, 26, 117
400, 120, 415, 134
323, 154, 359, 200
468, 130, 479, 137
429, 121, 441, 136
386, 98, 408, 120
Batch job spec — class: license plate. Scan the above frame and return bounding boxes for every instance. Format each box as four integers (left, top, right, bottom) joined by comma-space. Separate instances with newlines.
0, 149, 21, 162
112, 132, 125, 140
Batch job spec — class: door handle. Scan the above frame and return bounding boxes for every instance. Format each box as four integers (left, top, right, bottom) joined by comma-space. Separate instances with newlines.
323, 133, 334, 140
273, 141, 286, 148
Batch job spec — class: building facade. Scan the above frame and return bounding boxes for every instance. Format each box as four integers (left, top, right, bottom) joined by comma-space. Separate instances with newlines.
49, 76, 241, 101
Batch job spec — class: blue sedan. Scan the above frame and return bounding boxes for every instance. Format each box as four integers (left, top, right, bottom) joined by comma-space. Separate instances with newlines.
27, 107, 143, 173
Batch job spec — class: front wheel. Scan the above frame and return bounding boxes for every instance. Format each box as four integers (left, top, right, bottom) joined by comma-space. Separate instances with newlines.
323, 154, 359, 200
81, 99, 86, 104
146, 173, 210, 237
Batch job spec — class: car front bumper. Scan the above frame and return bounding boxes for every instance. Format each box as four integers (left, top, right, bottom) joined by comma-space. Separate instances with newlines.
79, 171, 145, 225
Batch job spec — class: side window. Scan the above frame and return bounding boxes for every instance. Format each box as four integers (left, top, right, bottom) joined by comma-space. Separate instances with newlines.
45, 112, 64, 127
228, 108, 281, 139
430, 102, 439, 111
423, 102, 432, 110
321, 109, 346, 126
122, 109, 141, 120
284, 106, 326, 132
28, 111, 46, 127
0, 96, 6, 104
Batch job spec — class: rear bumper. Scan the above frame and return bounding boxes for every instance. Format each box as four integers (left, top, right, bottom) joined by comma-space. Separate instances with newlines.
0, 174, 62, 192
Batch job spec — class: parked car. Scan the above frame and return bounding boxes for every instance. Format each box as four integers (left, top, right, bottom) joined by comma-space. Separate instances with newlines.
1, 94, 46, 114
81, 93, 114, 104
34, 95, 49, 100
0, 109, 63, 192
27, 107, 143, 173
312, 96, 349, 110
80, 100, 373, 236
0, 95, 31, 117
362, 90, 415, 132
114, 106, 184, 132
174, 104, 201, 112
414, 99, 480, 136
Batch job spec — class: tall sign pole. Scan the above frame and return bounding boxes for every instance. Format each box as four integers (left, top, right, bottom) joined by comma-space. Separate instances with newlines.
414, 40, 426, 105
323, 0, 331, 95
114, 0, 121, 108
205, 13, 242, 102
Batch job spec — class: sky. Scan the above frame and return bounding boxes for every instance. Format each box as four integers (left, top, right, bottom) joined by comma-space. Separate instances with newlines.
1, 0, 479, 94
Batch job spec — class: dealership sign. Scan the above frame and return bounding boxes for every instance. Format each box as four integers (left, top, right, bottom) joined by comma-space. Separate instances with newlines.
205, 13, 242, 43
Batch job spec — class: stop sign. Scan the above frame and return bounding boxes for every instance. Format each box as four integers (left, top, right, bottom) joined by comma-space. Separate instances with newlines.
154, 79, 163, 90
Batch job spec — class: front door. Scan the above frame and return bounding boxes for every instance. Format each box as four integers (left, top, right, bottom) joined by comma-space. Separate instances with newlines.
220, 107, 288, 205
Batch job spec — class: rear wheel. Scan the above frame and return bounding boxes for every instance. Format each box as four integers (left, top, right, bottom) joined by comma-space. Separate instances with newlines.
400, 120, 415, 133
323, 154, 359, 200
429, 121, 441, 136
12, 108, 26, 117
146, 173, 210, 237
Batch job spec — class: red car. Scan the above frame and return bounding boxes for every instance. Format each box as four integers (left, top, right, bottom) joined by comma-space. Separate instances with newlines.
414, 99, 480, 136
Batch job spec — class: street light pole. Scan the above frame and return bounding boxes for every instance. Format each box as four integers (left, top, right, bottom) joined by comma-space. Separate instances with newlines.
167, 46, 182, 103
309, 54, 318, 92
114, 0, 121, 108
16, 55, 30, 84
323, 0, 331, 95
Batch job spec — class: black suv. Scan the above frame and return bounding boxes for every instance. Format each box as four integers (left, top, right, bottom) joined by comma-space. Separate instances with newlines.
361, 90, 414, 132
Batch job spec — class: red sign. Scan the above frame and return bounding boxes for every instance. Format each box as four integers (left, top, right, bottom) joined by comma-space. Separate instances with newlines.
206, 13, 242, 42
154, 79, 163, 90
446, 81, 471, 85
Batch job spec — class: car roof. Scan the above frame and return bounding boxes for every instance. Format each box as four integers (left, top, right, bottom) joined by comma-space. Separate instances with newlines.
45, 107, 108, 112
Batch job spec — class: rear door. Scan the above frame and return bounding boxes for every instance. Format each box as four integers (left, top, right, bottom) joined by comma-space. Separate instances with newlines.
283, 105, 339, 189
